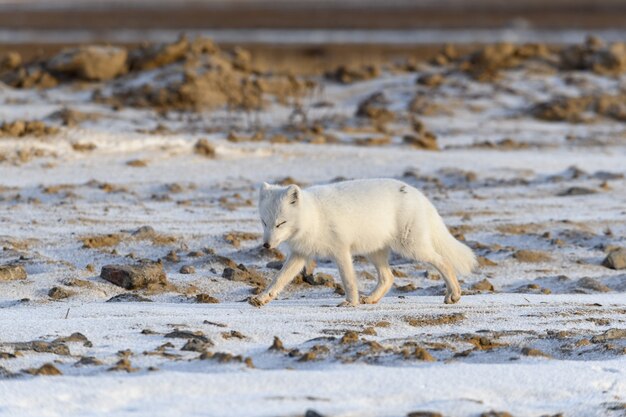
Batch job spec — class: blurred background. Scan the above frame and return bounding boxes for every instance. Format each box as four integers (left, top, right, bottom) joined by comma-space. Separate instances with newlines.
1, 0, 625, 73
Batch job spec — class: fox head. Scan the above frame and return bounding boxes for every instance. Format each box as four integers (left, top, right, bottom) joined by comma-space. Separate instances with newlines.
258, 182, 301, 249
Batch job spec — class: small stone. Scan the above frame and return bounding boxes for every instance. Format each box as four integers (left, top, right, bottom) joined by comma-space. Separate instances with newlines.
407, 412, 443, 417
100, 262, 167, 290
578, 277, 610, 293
557, 187, 597, 196
0, 264, 27, 281
179, 265, 196, 274
108, 358, 138, 373
107, 293, 152, 302
75, 356, 103, 366
413, 346, 435, 362
269, 336, 285, 351
521, 347, 551, 358
602, 248, 626, 270
48, 286, 73, 300
340, 331, 359, 344
195, 293, 219, 304
471, 279, 494, 292
165, 330, 209, 343
591, 328, 626, 343
181, 338, 213, 352
194, 138, 215, 158
25, 363, 62, 376
513, 250, 552, 263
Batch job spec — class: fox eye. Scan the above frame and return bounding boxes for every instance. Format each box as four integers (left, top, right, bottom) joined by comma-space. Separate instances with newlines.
262, 220, 266, 227
276, 221, 286, 228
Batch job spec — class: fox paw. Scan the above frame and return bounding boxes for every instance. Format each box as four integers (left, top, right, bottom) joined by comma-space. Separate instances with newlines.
248, 295, 269, 307
444, 292, 461, 304
337, 300, 359, 307
359, 295, 379, 305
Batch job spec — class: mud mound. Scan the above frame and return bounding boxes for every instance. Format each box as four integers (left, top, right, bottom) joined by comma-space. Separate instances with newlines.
457, 42, 550, 81
560, 36, 626, 75
47, 46, 127, 81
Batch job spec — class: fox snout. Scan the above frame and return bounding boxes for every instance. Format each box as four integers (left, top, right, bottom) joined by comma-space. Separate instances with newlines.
263, 242, 271, 249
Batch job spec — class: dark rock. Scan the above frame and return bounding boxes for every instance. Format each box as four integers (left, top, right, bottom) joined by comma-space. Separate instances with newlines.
165, 330, 209, 343
107, 293, 152, 302
101, 262, 167, 290
557, 187, 597, 196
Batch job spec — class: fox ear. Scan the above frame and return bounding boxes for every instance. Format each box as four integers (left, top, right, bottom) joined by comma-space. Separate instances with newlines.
286, 184, 300, 205
261, 182, 270, 190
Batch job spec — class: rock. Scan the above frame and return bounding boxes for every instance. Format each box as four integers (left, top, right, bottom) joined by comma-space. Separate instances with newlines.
222, 265, 266, 287
407, 412, 443, 417
1, 51, 21, 70
47, 46, 127, 81
179, 265, 196, 274
266, 261, 283, 270
108, 358, 138, 373
0, 120, 59, 137
107, 293, 152, 302
269, 336, 285, 351
14, 340, 70, 356
195, 293, 219, 303
305, 410, 326, 417
100, 262, 167, 290
602, 248, 626, 270
417, 72, 444, 87
165, 330, 210, 343
513, 250, 552, 263
81, 233, 122, 249
304, 273, 334, 287
340, 331, 359, 344
181, 338, 213, 352
129, 36, 190, 71
557, 187, 597, 196
194, 138, 216, 158
24, 363, 62, 376
54, 333, 91, 346
48, 286, 73, 300
480, 412, 514, 417
577, 277, 610, 293
355, 91, 394, 125
403, 132, 439, 150
0, 264, 27, 281
591, 328, 626, 343
75, 356, 103, 366
472, 278, 495, 292
521, 347, 551, 358
325, 64, 380, 84
405, 313, 465, 327
413, 347, 436, 362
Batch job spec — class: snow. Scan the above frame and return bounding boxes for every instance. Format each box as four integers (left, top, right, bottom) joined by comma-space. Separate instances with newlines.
0, 48, 625, 417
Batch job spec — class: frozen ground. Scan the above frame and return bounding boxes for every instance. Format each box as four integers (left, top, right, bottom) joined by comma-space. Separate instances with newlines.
0, 39, 625, 417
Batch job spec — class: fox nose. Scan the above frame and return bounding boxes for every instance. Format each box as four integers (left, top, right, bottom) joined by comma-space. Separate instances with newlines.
263, 242, 270, 249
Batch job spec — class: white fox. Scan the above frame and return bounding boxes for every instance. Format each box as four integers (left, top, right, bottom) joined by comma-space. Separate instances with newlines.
249, 178, 476, 307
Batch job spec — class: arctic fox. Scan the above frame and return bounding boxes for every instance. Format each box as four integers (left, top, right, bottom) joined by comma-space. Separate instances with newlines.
249, 178, 477, 307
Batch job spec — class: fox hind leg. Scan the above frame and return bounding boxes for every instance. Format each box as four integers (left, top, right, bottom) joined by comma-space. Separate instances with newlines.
427, 254, 461, 304
361, 248, 394, 304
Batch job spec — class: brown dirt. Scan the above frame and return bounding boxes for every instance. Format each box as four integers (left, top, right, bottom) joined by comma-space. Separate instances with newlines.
404, 313, 466, 327
24, 363, 62, 376
0, 264, 27, 281
81, 234, 122, 249
513, 250, 553, 263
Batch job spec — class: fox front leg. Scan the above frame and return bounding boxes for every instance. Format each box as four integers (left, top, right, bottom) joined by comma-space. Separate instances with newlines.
249, 254, 306, 307
333, 250, 359, 307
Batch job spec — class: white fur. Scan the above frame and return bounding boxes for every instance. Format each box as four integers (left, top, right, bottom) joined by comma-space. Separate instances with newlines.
250, 178, 477, 307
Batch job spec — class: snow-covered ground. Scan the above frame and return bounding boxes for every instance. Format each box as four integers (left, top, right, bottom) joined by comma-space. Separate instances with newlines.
0, 41, 625, 416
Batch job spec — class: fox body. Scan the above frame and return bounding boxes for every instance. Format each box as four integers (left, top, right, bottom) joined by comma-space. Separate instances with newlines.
250, 178, 476, 307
